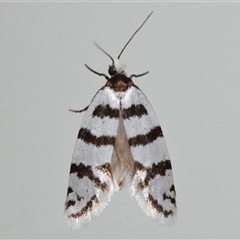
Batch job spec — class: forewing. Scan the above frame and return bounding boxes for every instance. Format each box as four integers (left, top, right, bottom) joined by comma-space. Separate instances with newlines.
64, 87, 120, 229
121, 86, 177, 225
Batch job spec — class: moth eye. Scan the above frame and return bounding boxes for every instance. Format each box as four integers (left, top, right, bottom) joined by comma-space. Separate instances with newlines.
108, 66, 116, 76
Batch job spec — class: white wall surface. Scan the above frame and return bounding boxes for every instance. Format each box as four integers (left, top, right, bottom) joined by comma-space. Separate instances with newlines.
0, 2, 240, 239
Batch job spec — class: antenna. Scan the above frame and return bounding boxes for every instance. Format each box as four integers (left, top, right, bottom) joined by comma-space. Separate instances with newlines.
117, 11, 153, 59
94, 41, 114, 65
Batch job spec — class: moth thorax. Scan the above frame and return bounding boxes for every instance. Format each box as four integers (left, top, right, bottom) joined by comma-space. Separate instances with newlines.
108, 59, 126, 76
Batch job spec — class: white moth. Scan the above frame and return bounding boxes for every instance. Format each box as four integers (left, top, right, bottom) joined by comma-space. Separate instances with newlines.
64, 12, 177, 229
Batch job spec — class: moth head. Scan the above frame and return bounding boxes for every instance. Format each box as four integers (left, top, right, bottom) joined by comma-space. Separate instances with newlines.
93, 12, 152, 78
108, 59, 126, 76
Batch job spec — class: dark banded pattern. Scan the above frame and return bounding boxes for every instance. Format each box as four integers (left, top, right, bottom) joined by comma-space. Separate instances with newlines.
67, 187, 73, 196
71, 195, 99, 218
70, 163, 107, 191
122, 104, 148, 119
77, 195, 84, 202
92, 104, 119, 119
163, 193, 176, 205
78, 128, 115, 147
170, 185, 176, 193
148, 194, 173, 217
65, 187, 84, 210
135, 160, 172, 188
129, 126, 163, 147
65, 200, 76, 209
96, 163, 111, 177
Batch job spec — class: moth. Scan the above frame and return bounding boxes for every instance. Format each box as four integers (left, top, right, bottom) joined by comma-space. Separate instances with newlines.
64, 12, 177, 229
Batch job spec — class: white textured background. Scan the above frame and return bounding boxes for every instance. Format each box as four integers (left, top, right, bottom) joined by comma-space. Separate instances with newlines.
1, 2, 240, 239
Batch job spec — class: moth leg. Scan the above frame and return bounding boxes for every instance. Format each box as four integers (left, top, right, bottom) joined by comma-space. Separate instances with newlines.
129, 71, 149, 79
68, 106, 89, 113
85, 64, 109, 80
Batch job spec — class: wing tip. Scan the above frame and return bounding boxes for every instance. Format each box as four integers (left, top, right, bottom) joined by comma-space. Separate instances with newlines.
63, 190, 116, 229
63, 212, 90, 229
130, 186, 177, 227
